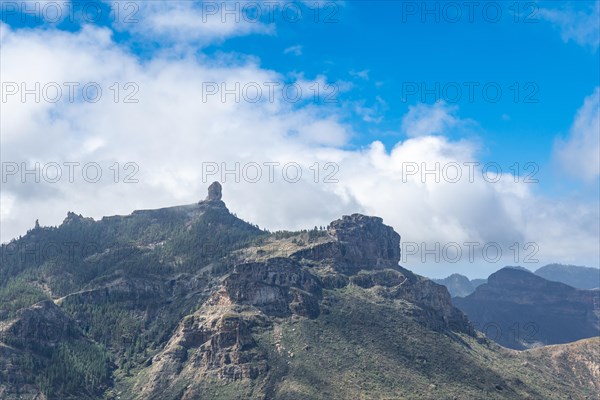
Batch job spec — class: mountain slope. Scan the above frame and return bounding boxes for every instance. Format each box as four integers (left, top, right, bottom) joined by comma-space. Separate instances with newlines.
453, 267, 600, 350
1, 183, 599, 399
523, 338, 600, 394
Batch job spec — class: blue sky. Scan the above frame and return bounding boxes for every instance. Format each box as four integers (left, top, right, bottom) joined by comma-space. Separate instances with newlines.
221, 1, 599, 188
3, 1, 598, 168
1, 1, 599, 277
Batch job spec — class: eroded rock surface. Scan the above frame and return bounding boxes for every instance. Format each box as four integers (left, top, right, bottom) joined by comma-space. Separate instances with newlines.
206, 181, 223, 201
291, 214, 401, 274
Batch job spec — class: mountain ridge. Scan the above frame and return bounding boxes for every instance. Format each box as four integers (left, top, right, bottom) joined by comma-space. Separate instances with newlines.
0, 183, 598, 399
535, 264, 600, 289
453, 267, 600, 350
433, 264, 600, 298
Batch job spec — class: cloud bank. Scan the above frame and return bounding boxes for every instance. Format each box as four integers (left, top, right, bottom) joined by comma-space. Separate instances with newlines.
1, 8, 598, 278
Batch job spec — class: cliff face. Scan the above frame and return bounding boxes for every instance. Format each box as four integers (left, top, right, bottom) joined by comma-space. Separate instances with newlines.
327, 214, 401, 269
290, 214, 401, 274
138, 288, 270, 398
225, 258, 323, 319
135, 213, 474, 399
454, 267, 600, 350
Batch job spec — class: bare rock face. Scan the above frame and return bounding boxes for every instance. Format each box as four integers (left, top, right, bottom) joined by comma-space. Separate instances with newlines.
205, 181, 222, 201
137, 289, 269, 399
137, 258, 324, 398
396, 276, 475, 335
224, 258, 322, 318
329, 214, 401, 264
136, 213, 474, 399
62, 211, 94, 226
292, 213, 401, 273
348, 268, 473, 335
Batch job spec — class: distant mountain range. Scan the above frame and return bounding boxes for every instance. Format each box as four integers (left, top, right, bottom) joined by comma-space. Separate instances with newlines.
432, 274, 486, 297
535, 264, 600, 289
434, 264, 599, 297
453, 267, 600, 350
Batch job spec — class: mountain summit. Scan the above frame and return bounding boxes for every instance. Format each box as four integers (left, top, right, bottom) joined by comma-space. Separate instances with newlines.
205, 181, 223, 202
454, 267, 600, 350
0, 185, 598, 399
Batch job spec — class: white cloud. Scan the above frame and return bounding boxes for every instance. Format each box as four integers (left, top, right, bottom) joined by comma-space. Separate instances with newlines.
1, 20, 598, 279
354, 96, 386, 123
107, 1, 274, 47
539, 2, 600, 50
284, 45, 303, 56
554, 87, 600, 182
401, 101, 467, 137
0, 192, 15, 222
350, 70, 369, 80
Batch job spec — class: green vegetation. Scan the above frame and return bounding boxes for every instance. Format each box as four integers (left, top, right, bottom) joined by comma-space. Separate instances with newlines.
253, 288, 597, 399
0, 278, 49, 320
39, 341, 112, 399
1, 202, 597, 399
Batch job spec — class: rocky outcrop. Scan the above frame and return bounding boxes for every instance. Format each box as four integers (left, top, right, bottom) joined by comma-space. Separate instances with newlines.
205, 181, 223, 201
138, 257, 326, 397
329, 214, 401, 263
397, 276, 474, 335
224, 258, 322, 318
138, 288, 269, 399
292, 214, 401, 274
62, 211, 94, 225
348, 268, 473, 335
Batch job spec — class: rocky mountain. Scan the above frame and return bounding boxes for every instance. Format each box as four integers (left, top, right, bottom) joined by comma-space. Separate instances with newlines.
453, 267, 600, 350
433, 273, 486, 297
471, 278, 487, 288
535, 264, 600, 289
1, 183, 599, 399
432, 264, 600, 297
435, 264, 599, 299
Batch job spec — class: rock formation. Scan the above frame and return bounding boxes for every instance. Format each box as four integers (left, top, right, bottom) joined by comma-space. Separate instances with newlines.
205, 181, 223, 202
291, 213, 401, 274
2, 198, 598, 399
